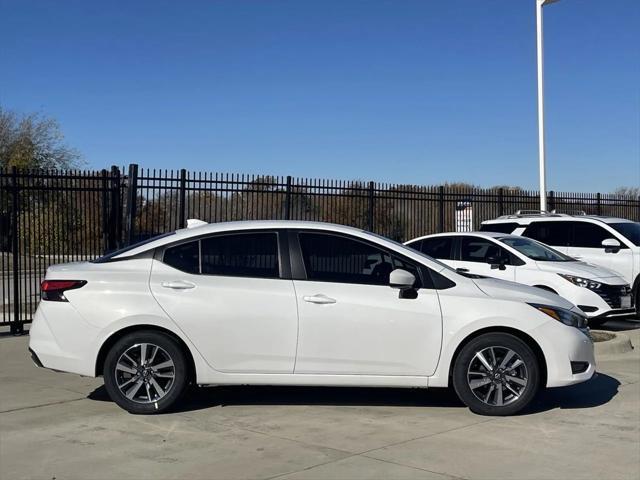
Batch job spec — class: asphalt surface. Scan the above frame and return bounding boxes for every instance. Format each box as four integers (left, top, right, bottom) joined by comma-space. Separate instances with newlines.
0, 323, 639, 480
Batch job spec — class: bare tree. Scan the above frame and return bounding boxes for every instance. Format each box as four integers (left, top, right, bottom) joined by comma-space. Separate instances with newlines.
613, 186, 640, 197
0, 106, 81, 169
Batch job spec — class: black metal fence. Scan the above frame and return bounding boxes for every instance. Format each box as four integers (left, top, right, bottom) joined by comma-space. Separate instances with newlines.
2, 164, 639, 332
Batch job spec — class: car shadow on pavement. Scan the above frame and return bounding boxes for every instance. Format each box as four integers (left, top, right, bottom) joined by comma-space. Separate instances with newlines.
87, 372, 620, 415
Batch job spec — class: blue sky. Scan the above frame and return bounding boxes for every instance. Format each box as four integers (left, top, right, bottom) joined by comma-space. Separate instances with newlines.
1, 0, 638, 192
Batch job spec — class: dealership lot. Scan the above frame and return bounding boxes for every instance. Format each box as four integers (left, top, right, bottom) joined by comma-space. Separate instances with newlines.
1, 323, 639, 480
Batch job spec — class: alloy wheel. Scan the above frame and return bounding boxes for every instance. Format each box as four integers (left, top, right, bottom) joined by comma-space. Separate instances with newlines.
114, 343, 176, 404
467, 346, 528, 407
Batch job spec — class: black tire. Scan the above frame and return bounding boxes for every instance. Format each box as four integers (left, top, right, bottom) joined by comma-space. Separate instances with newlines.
103, 331, 189, 414
452, 333, 540, 416
588, 318, 608, 329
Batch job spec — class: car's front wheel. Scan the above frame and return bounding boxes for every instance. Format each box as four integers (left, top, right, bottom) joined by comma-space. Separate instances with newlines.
452, 333, 540, 416
103, 331, 189, 414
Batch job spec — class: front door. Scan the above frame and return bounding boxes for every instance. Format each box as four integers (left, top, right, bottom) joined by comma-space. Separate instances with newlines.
150, 231, 298, 373
292, 232, 442, 376
567, 222, 634, 283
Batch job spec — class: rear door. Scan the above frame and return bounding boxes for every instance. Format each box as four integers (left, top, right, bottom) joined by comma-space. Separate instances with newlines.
150, 231, 299, 373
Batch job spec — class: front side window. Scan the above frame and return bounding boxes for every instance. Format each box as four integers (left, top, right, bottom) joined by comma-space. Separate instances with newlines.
522, 221, 571, 246
299, 233, 420, 286
608, 222, 640, 246
572, 222, 619, 248
460, 237, 512, 264
499, 236, 574, 262
201, 233, 279, 278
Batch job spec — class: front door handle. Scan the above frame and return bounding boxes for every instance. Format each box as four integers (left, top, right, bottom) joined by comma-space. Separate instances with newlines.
303, 294, 336, 305
161, 280, 196, 290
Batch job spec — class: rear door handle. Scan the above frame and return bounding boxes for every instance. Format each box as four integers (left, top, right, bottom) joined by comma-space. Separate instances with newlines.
456, 268, 469, 273
303, 294, 336, 305
161, 280, 196, 290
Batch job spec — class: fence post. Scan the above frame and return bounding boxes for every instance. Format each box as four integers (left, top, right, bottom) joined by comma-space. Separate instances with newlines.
548, 190, 555, 212
100, 169, 109, 254
108, 165, 122, 250
179, 169, 187, 229
284, 176, 292, 220
438, 186, 445, 233
126, 164, 139, 245
596, 192, 601, 216
10, 167, 23, 335
367, 181, 375, 231
498, 188, 504, 217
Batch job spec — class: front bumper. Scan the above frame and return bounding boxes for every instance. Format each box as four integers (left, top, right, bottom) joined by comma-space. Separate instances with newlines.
570, 283, 633, 319
531, 321, 596, 388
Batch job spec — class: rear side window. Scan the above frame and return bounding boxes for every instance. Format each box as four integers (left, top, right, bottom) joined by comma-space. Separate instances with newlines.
201, 233, 279, 278
522, 221, 571, 246
162, 232, 280, 278
163, 241, 199, 274
571, 222, 615, 248
417, 237, 455, 260
479, 223, 520, 234
299, 232, 421, 287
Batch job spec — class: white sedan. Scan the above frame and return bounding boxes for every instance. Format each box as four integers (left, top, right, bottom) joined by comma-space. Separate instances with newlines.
29, 221, 594, 416
405, 232, 631, 327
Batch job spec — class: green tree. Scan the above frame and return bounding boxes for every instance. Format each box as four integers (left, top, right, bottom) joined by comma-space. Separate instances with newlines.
0, 106, 81, 169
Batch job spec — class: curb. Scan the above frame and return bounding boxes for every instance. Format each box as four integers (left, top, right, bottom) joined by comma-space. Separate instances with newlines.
593, 330, 634, 356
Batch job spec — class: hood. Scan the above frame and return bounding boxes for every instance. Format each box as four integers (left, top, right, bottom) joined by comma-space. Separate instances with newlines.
472, 276, 576, 311
535, 260, 625, 281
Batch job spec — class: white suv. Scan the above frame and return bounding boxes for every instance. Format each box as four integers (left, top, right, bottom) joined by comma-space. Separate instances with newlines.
29, 221, 595, 416
480, 213, 639, 317
405, 232, 631, 327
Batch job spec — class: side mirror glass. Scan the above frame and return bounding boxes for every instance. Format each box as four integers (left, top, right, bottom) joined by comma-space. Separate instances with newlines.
602, 238, 621, 253
389, 268, 416, 290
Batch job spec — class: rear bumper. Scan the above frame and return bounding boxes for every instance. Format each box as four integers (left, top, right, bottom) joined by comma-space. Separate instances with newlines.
28, 302, 98, 377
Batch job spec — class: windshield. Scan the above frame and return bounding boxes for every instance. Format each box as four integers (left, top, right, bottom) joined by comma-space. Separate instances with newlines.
499, 236, 575, 262
608, 222, 640, 246
92, 231, 176, 263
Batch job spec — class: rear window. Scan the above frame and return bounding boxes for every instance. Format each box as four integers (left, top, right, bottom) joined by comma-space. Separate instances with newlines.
92, 231, 176, 263
480, 223, 520, 234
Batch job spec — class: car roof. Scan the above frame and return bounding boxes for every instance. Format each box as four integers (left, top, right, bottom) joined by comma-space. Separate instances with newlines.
406, 231, 516, 243
482, 214, 633, 225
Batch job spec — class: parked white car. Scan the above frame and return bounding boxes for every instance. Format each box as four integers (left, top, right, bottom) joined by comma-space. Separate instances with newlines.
405, 232, 632, 328
30, 221, 594, 416
480, 213, 639, 317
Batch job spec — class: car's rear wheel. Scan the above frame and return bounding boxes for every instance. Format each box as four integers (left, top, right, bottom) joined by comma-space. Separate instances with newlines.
452, 333, 540, 416
103, 331, 188, 414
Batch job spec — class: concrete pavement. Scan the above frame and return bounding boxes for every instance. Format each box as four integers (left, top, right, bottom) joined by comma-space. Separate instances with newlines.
1, 327, 639, 480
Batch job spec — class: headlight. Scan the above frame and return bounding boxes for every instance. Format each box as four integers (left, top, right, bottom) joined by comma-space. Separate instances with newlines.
558, 274, 601, 290
528, 303, 589, 329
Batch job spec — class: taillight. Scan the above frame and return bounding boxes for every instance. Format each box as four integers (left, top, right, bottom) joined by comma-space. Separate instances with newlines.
41, 280, 87, 302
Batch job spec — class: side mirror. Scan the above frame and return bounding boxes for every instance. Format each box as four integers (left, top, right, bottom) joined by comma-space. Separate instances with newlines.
389, 269, 418, 299
602, 238, 621, 253
487, 256, 507, 271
